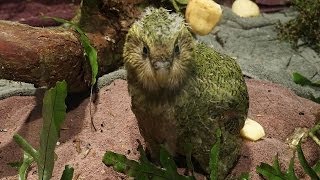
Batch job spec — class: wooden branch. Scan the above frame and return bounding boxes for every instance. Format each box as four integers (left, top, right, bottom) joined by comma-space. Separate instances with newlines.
0, 20, 92, 92
0, 0, 145, 92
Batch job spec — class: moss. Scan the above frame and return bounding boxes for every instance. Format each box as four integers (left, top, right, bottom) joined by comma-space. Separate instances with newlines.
277, 0, 320, 53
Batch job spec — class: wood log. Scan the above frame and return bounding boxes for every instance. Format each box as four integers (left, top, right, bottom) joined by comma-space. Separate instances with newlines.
0, 0, 145, 92
0, 20, 91, 92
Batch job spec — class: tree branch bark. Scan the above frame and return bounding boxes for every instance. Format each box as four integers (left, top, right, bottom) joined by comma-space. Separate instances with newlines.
0, 0, 145, 92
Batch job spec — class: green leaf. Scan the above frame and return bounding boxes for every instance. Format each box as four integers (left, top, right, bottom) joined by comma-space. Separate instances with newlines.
103, 148, 195, 180
286, 156, 298, 180
238, 172, 250, 180
256, 163, 284, 180
8, 152, 34, 180
60, 165, 74, 180
38, 81, 67, 180
78, 31, 98, 85
313, 160, 320, 175
293, 72, 313, 86
13, 134, 39, 162
7, 161, 23, 169
311, 96, 320, 104
210, 129, 221, 180
296, 143, 319, 179
18, 152, 34, 180
273, 154, 284, 176
175, 0, 189, 5
293, 72, 320, 87
137, 143, 151, 165
103, 151, 132, 173
185, 143, 194, 175
159, 145, 178, 177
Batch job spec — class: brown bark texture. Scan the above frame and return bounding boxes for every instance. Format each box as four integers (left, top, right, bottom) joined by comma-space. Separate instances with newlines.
0, 0, 145, 92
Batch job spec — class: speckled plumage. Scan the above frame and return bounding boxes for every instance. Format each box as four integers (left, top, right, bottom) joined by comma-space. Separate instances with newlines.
123, 7, 249, 178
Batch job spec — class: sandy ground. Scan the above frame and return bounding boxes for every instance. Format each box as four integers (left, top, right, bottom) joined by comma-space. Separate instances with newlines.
0, 79, 319, 180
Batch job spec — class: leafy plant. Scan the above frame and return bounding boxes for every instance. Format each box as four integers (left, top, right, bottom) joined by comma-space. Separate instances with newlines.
46, 17, 99, 131
61, 165, 75, 180
292, 72, 320, 103
238, 172, 250, 180
103, 129, 251, 179
256, 142, 320, 179
276, 0, 320, 53
46, 17, 98, 86
12, 81, 73, 180
103, 142, 196, 180
292, 72, 320, 146
167, 0, 188, 12
209, 129, 221, 180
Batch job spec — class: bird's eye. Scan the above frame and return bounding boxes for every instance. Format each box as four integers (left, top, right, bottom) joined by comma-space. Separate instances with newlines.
174, 44, 180, 56
142, 45, 149, 58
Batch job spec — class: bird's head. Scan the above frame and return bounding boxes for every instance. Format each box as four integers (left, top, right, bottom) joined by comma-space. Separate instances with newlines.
123, 7, 195, 92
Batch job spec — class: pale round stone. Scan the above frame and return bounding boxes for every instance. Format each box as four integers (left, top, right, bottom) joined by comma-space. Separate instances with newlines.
185, 0, 222, 36
240, 118, 265, 141
232, 0, 260, 17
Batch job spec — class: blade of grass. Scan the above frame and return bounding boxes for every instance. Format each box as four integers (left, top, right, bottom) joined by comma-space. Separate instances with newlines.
103, 149, 195, 179
159, 145, 177, 177
293, 72, 313, 86
185, 143, 194, 176
13, 134, 39, 162
60, 165, 74, 180
313, 160, 320, 175
273, 154, 284, 176
46, 17, 98, 85
238, 172, 250, 180
286, 156, 298, 180
38, 81, 67, 180
45, 16, 98, 131
296, 142, 319, 179
175, 0, 189, 5
293, 72, 320, 87
210, 129, 221, 180
18, 152, 34, 180
256, 163, 284, 180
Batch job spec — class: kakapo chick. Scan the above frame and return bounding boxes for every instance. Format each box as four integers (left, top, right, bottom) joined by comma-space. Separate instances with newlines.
123, 7, 249, 178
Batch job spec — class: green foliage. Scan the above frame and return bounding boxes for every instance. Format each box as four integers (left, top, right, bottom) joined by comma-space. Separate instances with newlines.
60, 165, 74, 180
175, 0, 188, 5
45, 17, 98, 85
48, 17, 99, 130
7, 151, 34, 180
313, 161, 320, 175
277, 0, 320, 53
292, 72, 320, 103
38, 80, 67, 180
103, 129, 250, 179
103, 143, 196, 180
12, 81, 73, 180
256, 143, 320, 180
293, 72, 320, 88
296, 143, 319, 179
13, 134, 39, 162
164, 0, 188, 12
209, 129, 221, 180
18, 152, 34, 180
238, 172, 250, 180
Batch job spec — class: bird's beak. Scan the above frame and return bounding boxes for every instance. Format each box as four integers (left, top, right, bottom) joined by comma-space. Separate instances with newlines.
152, 61, 171, 70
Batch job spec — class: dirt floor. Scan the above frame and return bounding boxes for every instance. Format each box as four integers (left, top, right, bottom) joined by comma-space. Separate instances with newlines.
0, 79, 319, 180
0, 0, 80, 27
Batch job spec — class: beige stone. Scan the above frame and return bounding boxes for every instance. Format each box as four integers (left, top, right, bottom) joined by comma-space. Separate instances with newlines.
185, 0, 222, 36
240, 118, 266, 141
232, 0, 260, 17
